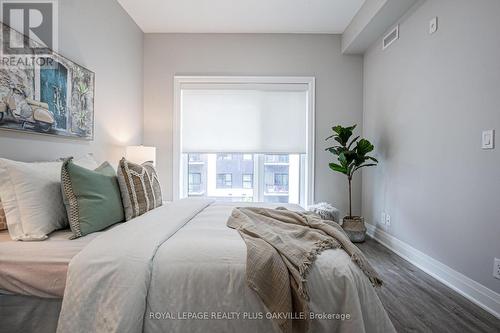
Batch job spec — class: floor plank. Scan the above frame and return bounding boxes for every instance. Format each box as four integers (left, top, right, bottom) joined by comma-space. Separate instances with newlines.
357, 237, 500, 333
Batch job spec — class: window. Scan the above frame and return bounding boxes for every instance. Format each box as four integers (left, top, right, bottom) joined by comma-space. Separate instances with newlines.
189, 173, 201, 184
175, 76, 315, 206
275, 174, 289, 187
188, 173, 202, 194
184, 153, 302, 204
242, 174, 253, 189
217, 173, 232, 188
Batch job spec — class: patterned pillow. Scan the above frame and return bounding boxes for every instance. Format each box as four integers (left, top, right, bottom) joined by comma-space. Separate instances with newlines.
0, 200, 7, 231
117, 158, 163, 221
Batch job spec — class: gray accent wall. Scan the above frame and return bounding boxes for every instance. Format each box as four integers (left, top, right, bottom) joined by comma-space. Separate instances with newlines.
143, 33, 363, 215
0, 0, 144, 163
363, 0, 500, 292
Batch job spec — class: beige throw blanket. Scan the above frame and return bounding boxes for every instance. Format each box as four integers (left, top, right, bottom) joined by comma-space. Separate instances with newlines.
227, 207, 382, 333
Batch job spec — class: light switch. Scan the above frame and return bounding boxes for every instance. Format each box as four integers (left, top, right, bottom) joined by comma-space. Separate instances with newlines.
482, 130, 495, 149
429, 17, 438, 34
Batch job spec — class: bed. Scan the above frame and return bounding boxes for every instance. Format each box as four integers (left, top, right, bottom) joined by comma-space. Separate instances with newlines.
0, 199, 395, 333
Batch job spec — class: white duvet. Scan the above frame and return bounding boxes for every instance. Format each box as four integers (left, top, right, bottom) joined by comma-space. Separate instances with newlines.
57, 199, 395, 333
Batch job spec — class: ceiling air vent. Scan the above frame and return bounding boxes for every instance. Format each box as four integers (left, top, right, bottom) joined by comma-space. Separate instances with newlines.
383, 25, 399, 50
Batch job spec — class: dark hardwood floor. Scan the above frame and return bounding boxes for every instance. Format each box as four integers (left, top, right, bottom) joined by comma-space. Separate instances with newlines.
358, 237, 500, 333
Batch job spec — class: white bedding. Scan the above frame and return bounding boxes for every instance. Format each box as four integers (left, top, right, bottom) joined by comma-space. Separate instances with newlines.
57, 199, 395, 333
0, 229, 98, 298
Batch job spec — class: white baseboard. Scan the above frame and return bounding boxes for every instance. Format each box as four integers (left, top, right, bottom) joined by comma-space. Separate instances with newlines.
365, 223, 500, 319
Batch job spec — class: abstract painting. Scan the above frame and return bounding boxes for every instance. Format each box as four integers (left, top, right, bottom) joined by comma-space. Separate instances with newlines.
0, 23, 94, 140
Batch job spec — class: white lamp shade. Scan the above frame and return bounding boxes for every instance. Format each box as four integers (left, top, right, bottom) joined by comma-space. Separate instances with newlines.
126, 146, 156, 165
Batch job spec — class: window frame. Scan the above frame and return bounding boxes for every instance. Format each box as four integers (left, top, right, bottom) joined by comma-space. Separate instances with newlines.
173, 76, 315, 206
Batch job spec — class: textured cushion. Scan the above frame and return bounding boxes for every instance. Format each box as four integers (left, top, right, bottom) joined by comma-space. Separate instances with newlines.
308, 202, 340, 223
117, 158, 162, 221
0, 159, 68, 241
0, 201, 6, 231
61, 158, 125, 239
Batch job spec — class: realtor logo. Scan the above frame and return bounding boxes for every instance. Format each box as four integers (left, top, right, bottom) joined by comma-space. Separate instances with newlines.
1, 0, 58, 55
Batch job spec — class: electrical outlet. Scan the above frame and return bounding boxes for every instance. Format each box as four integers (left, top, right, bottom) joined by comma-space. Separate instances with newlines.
494, 258, 500, 280
385, 214, 391, 227
381, 212, 386, 226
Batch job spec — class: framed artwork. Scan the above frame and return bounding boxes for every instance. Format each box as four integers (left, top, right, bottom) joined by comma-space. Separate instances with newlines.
0, 23, 95, 140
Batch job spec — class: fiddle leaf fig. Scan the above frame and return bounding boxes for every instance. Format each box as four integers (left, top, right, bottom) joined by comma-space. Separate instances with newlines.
326, 124, 378, 217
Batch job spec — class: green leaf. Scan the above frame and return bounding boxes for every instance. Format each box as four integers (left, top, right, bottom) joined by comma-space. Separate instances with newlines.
329, 163, 348, 175
356, 139, 374, 156
342, 150, 357, 164
339, 127, 354, 146
332, 126, 343, 134
338, 153, 348, 167
326, 146, 347, 155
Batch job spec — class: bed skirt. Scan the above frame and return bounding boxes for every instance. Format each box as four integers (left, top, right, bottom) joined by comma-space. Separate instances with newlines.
0, 294, 61, 333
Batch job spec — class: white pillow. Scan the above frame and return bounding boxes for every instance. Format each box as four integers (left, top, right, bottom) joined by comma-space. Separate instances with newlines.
65, 153, 99, 170
0, 155, 98, 241
0, 159, 67, 241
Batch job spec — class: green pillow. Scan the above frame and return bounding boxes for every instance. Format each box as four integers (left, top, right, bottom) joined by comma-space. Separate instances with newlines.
61, 158, 125, 239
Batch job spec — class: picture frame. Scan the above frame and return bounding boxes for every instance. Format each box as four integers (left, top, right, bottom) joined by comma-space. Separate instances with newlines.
0, 22, 95, 140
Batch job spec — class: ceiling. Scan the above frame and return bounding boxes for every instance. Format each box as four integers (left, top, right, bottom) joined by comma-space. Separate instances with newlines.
117, 0, 365, 34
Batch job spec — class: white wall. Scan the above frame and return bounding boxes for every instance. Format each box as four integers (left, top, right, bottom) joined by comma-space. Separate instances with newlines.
363, 0, 500, 293
143, 34, 363, 216
0, 0, 144, 164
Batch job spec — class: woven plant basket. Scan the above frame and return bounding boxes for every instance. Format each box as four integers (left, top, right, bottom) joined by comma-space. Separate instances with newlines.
342, 216, 366, 243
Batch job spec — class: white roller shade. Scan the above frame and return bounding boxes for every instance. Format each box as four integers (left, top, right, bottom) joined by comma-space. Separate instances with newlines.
181, 84, 308, 153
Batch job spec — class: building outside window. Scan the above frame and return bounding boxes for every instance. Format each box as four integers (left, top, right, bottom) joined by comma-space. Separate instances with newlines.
264, 155, 289, 164
216, 173, 232, 188
184, 153, 301, 204
217, 154, 232, 161
274, 173, 289, 190
242, 174, 253, 189
189, 154, 202, 162
188, 173, 202, 193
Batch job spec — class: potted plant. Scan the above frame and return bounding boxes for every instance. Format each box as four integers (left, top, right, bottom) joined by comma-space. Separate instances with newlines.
326, 125, 378, 242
